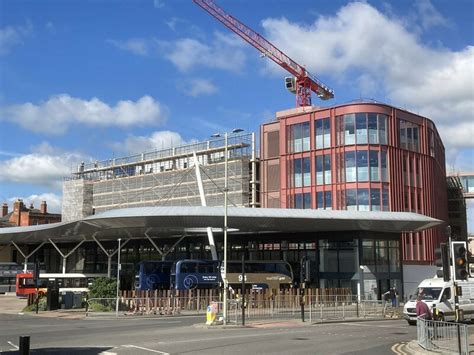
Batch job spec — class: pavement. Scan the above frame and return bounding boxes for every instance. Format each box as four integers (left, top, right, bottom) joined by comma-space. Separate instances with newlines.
0, 295, 471, 354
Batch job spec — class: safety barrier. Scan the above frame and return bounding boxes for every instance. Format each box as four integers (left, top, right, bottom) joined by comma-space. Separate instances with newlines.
417, 317, 469, 354
228, 295, 390, 323
86, 296, 219, 317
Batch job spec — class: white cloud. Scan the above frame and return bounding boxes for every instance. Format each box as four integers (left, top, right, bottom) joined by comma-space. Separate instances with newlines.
415, 0, 449, 30
112, 131, 192, 154
181, 78, 218, 97
260, 2, 474, 152
0, 21, 33, 55
153, 0, 164, 9
158, 32, 247, 73
7, 193, 62, 214
0, 94, 166, 135
0, 142, 89, 189
108, 38, 149, 56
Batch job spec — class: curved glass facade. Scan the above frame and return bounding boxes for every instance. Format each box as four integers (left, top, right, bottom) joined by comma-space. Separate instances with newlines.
337, 113, 388, 146
343, 150, 388, 183
345, 188, 389, 211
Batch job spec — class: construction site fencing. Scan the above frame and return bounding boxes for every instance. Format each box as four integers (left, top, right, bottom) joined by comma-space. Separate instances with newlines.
229, 295, 389, 323
417, 317, 469, 355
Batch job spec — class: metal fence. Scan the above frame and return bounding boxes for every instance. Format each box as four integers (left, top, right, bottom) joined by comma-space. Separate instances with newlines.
417, 317, 469, 355
228, 295, 390, 323
86, 296, 220, 317
85, 294, 395, 324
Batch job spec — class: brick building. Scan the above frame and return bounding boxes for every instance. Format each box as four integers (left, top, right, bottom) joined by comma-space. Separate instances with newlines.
0, 200, 61, 227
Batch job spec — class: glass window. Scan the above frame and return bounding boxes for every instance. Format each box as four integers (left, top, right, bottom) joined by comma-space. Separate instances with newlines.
324, 154, 331, 185
378, 114, 387, 144
323, 118, 331, 148
289, 122, 310, 153
303, 157, 311, 186
368, 113, 378, 144
304, 193, 311, 209
317, 191, 324, 209
358, 188, 369, 211
294, 193, 311, 209
344, 114, 355, 145
325, 191, 332, 210
356, 113, 367, 144
316, 155, 324, 185
294, 193, 303, 209
412, 127, 419, 152
315, 118, 331, 149
346, 189, 357, 210
382, 189, 389, 211
400, 120, 421, 153
345, 151, 356, 182
371, 188, 381, 211
357, 151, 368, 181
294, 158, 302, 187
369, 150, 379, 181
381, 151, 388, 182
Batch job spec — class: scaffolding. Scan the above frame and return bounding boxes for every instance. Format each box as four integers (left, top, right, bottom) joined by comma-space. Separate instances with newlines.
62, 132, 257, 222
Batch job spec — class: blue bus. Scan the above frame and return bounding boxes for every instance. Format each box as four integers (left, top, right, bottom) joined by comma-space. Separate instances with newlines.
135, 261, 174, 291
170, 259, 293, 290
170, 259, 219, 290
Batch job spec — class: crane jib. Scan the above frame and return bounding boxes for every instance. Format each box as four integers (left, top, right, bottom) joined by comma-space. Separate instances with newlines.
193, 0, 334, 103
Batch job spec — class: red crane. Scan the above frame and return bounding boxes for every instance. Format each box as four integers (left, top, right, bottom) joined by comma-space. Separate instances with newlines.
193, 0, 334, 107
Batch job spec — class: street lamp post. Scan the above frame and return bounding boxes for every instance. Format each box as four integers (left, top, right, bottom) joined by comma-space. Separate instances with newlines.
211, 128, 243, 325
115, 238, 121, 317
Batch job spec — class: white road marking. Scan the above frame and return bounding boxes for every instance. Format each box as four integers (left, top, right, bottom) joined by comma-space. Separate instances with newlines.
7, 341, 19, 350
99, 352, 117, 355
123, 344, 169, 354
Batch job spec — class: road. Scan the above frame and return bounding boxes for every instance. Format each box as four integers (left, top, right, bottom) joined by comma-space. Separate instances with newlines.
0, 314, 417, 354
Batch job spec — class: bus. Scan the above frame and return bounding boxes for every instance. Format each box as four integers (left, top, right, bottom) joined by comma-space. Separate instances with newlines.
15, 273, 108, 297
170, 259, 293, 290
134, 260, 174, 291
226, 260, 293, 290
0, 262, 23, 294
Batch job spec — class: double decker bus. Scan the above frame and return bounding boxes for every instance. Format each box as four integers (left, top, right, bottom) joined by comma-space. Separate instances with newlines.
0, 262, 23, 294
134, 260, 174, 291
170, 259, 293, 290
15, 273, 107, 297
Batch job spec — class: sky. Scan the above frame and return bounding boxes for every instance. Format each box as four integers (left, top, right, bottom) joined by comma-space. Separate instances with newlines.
0, 0, 473, 230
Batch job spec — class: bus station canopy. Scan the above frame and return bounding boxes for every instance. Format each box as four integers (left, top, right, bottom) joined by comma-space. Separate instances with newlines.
0, 206, 442, 245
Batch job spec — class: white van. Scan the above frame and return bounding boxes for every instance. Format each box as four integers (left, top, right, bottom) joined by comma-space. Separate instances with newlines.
403, 278, 474, 325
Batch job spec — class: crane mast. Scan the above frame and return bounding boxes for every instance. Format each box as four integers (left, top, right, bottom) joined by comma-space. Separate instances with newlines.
193, 0, 334, 106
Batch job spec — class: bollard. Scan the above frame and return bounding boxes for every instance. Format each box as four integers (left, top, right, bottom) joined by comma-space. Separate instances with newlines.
19, 335, 30, 355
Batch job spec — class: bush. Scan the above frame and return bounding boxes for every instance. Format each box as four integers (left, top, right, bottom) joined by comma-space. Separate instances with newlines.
88, 301, 114, 312
23, 297, 47, 312
88, 277, 117, 299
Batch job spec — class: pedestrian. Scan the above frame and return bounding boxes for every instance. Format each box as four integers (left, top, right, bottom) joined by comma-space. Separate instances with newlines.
390, 287, 398, 307
416, 293, 432, 320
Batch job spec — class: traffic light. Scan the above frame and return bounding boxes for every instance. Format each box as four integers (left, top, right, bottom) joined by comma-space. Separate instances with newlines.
451, 241, 468, 281
300, 257, 311, 283
435, 243, 450, 281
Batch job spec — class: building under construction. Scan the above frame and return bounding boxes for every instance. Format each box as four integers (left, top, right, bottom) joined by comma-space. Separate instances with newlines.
62, 132, 258, 222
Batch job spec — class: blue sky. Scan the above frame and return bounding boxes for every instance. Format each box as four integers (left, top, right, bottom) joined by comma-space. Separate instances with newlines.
0, 0, 473, 230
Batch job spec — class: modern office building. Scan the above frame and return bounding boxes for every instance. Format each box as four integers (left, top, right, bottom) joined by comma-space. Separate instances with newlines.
446, 176, 468, 241
260, 101, 448, 293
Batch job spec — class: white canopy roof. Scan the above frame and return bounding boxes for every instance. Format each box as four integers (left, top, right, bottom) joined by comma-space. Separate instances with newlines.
0, 206, 442, 244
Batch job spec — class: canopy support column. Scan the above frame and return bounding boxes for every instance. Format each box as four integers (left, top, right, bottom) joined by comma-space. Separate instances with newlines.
48, 239, 85, 274
193, 152, 218, 260
11, 241, 46, 272
92, 235, 130, 278
144, 229, 186, 261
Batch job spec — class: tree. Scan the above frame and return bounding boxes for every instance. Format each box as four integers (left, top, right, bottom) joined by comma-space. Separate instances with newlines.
88, 277, 117, 299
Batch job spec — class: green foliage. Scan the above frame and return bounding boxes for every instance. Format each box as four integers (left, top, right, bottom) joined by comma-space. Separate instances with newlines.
88, 277, 117, 299
88, 301, 114, 312
23, 297, 47, 312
